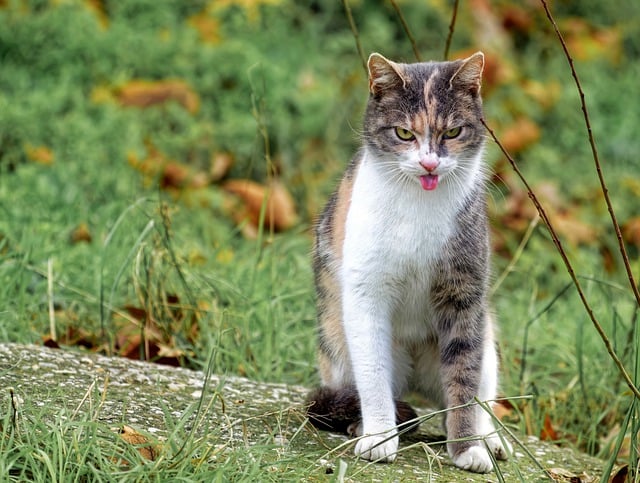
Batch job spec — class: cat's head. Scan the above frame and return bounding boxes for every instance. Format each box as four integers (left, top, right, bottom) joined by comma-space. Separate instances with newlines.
363, 52, 485, 192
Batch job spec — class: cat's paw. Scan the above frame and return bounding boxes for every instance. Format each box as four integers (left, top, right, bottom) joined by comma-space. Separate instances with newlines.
354, 433, 398, 463
485, 433, 512, 461
451, 445, 493, 473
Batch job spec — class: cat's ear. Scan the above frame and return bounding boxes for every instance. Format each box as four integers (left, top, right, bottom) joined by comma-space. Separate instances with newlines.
450, 52, 484, 95
367, 53, 408, 95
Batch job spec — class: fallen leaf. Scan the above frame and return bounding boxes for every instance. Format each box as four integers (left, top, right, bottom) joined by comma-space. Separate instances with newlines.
501, 5, 534, 34
522, 79, 562, 110
117, 80, 200, 114
210, 152, 234, 182
223, 179, 298, 233
83, 0, 108, 28
540, 413, 559, 441
492, 399, 514, 421
160, 162, 191, 189
118, 425, 157, 461
498, 182, 597, 246
561, 18, 622, 64
129, 142, 211, 190
500, 117, 541, 154
609, 465, 628, 483
25, 145, 54, 165
622, 217, 640, 247
70, 222, 92, 244
188, 12, 221, 44
42, 335, 60, 349
548, 210, 598, 246
547, 467, 594, 482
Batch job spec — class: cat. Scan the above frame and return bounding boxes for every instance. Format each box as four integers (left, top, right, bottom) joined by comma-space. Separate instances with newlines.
306, 52, 511, 474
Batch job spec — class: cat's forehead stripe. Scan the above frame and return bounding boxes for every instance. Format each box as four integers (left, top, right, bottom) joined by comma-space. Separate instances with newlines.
422, 70, 440, 128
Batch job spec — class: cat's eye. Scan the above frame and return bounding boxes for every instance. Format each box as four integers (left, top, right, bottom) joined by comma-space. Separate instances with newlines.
442, 127, 462, 139
394, 127, 415, 141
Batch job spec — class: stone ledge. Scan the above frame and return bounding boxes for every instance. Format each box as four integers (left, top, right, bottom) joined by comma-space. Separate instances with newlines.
0, 343, 605, 481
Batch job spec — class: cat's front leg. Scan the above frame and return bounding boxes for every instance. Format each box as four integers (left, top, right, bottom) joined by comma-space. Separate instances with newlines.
439, 319, 509, 473
342, 288, 398, 463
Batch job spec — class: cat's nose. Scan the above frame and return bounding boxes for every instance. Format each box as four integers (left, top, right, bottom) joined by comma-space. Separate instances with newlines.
419, 155, 439, 172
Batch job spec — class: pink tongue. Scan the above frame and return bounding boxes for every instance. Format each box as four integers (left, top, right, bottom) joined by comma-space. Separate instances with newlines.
419, 174, 439, 191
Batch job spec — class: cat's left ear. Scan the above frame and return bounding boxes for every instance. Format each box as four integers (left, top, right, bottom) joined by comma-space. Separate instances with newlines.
450, 52, 484, 95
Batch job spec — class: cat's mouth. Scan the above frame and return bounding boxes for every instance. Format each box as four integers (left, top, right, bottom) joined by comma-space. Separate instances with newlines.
419, 174, 439, 191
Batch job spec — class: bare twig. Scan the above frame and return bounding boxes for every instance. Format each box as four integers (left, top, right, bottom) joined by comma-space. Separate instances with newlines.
47, 258, 56, 342
342, 0, 367, 73
539, 0, 640, 310
389, 0, 421, 61
443, 0, 459, 60
482, 118, 640, 401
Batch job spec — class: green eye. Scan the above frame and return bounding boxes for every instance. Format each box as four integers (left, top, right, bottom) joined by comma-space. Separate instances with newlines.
442, 127, 462, 139
394, 127, 415, 141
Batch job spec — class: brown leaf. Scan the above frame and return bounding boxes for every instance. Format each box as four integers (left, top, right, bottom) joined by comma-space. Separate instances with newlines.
549, 210, 598, 246
25, 145, 54, 165
118, 425, 157, 461
522, 79, 561, 111
188, 12, 221, 44
547, 467, 593, 482
492, 399, 514, 421
70, 222, 92, 244
117, 80, 200, 114
210, 152, 234, 182
83, 0, 109, 28
129, 142, 211, 190
160, 162, 191, 189
609, 465, 628, 483
622, 217, 640, 247
223, 179, 298, 233
561, 18, 622, 63
501, 5, 534, 34
540, 413, 559, 441
498, 182, 597, 246
500, 117, 541, 154
42, 335, 60, 349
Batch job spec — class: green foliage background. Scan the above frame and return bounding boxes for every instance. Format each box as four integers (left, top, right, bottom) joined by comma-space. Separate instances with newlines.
1, 0, 640, 468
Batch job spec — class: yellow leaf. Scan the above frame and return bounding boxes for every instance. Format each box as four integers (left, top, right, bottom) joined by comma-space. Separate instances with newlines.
188, 13, 221, 44
25, 145, 54, 165
116, 80, 200, 114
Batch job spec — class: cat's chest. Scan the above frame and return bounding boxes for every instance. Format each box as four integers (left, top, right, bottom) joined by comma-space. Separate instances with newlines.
343, 160, 458, 269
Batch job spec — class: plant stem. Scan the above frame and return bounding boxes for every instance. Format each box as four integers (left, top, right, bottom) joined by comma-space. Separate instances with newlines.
443, 0, 459, 60
342, 0, 367, 73
539, 0, 640, 310
482, 118, 640, 401
389, 0, 421, 61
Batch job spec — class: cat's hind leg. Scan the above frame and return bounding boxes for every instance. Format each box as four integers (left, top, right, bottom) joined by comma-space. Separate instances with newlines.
475, 321, 512, 461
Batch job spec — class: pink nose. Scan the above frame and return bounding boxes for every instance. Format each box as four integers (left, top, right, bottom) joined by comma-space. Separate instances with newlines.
419, 155, 439, 172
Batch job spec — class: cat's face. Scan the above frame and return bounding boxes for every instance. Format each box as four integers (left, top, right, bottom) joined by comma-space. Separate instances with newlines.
363, 53, 485, 191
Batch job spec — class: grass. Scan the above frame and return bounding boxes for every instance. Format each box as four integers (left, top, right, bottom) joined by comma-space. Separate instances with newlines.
1, 0, 640, 480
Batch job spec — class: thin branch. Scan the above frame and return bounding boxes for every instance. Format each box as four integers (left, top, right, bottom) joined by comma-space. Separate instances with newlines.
389, 0, 421, 61
443, 0, 459, 60
342, 0, 367, 73
539, 0, 640, 310
482, 118, 640, 401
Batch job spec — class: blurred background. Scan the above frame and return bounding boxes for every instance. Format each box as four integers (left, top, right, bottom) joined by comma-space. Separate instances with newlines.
1, 0, 639, 465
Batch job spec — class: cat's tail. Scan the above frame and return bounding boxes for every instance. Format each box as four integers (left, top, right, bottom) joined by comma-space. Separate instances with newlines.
305, 386, 420, 437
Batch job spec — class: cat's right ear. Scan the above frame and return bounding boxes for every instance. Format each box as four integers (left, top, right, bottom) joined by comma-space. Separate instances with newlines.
368, 53, 408, 95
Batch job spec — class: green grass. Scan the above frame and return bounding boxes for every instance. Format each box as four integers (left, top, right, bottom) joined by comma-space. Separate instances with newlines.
1, 0, 640, 480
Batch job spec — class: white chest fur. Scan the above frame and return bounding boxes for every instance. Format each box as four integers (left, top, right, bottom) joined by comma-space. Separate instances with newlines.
342, 150, 465, 287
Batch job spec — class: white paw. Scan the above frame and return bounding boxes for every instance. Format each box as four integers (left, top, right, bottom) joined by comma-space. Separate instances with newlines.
486, 433, 512, 461
354, 433, 398, 463
451, 446, 493, 473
